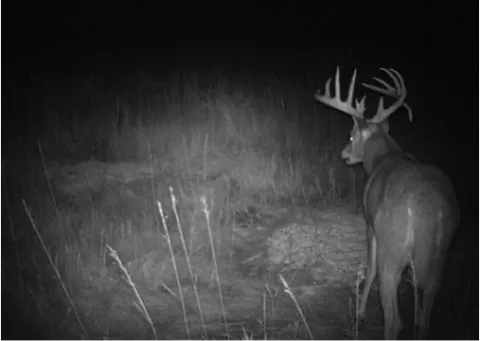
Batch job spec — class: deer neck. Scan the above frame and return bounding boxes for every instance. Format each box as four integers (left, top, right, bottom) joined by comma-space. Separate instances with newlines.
362, 131, 402, 175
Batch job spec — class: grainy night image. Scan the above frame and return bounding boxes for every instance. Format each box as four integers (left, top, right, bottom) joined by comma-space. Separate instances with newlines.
2, 1, 478, 339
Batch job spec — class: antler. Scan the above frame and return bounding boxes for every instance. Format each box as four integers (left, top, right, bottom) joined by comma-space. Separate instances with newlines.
362, 68, 413, 123
315, 67, 366, 118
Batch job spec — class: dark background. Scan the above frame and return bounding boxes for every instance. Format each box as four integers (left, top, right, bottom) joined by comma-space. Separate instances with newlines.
4, 0, 478, 212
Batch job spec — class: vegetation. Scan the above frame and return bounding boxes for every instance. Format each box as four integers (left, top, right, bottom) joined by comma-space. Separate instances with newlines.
3, 63, 474, 339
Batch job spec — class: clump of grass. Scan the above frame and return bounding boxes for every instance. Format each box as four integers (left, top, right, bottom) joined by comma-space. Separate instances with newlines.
105, 244, 157, 340
279, 274, 313, 340
168, 186, 208, 339
201, 194, 229, 338
22, 199, 89, 339
157, 200, 190, 339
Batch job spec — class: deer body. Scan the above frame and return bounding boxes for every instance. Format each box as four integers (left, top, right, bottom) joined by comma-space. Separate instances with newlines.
316, 68, 459, 339
360, 127, 459, 340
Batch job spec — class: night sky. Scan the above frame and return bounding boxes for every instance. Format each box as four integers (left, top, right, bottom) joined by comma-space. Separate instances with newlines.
5, 1, 477, 75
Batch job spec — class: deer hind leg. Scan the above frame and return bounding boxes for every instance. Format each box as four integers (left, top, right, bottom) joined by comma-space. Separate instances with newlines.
379, 266, 403, 340
358, 226, 377, 319
414, 266, 441, 340
411, 218, 448, 340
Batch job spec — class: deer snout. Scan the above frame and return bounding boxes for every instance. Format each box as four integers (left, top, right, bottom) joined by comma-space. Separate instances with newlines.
341, 144, 360, 165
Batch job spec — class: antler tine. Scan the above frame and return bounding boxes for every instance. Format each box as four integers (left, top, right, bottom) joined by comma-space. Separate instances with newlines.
315, 67, 366, 118
362, 68, 413, 123
363, 68, 401, 98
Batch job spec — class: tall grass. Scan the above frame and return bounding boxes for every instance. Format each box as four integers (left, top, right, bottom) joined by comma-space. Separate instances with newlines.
3, 68, 361, 339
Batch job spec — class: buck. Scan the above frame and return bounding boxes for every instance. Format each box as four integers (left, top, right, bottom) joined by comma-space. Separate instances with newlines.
315, 67, 460, 339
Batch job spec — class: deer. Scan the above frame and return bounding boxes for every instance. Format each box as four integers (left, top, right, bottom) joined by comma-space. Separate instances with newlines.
315, 67, 460, 340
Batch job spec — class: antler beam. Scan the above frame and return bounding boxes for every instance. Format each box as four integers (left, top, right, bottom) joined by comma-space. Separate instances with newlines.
362, 68, 413, 123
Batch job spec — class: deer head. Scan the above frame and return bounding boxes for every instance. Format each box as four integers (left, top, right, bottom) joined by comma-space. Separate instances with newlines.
315, 67, 413, 173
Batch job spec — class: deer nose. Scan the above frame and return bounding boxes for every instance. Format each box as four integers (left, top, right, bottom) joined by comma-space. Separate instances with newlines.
341, 147, 351, 160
